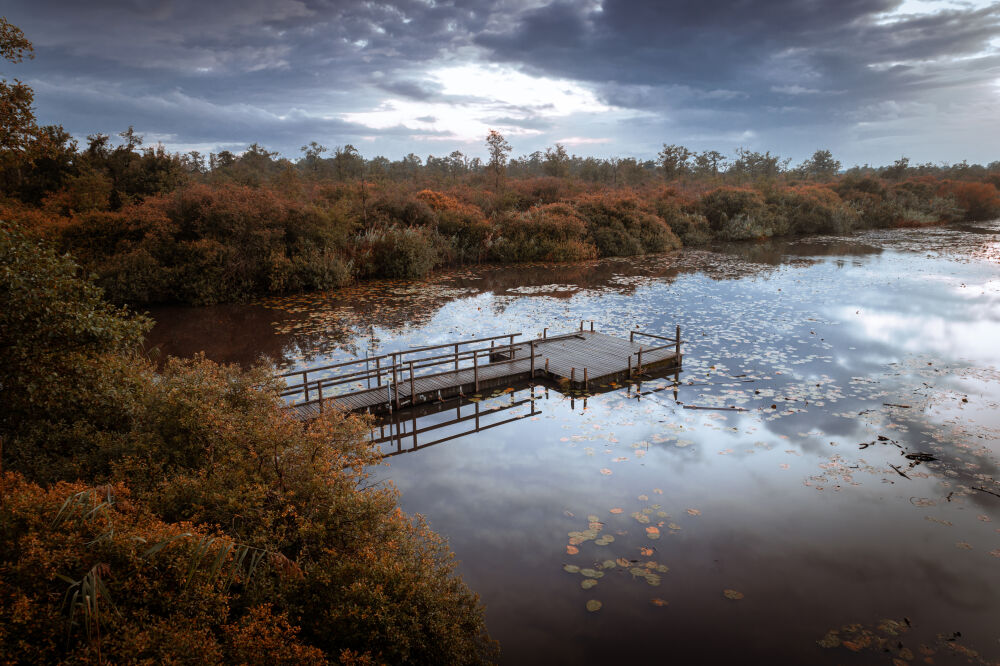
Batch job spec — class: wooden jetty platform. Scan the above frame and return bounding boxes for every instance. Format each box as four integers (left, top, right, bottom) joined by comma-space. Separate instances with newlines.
279, 321, 683, 421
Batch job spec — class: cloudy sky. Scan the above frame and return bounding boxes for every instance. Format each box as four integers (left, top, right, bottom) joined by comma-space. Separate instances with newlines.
4, 0, 1000, 166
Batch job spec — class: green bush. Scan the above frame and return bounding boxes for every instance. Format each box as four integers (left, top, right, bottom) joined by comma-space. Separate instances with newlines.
490, 203, 597, 262
370, 227, 438, 278
573, 194, 680, 257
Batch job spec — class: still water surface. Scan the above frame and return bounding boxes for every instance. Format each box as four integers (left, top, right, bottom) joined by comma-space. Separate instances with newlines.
148, 224, 1000, 664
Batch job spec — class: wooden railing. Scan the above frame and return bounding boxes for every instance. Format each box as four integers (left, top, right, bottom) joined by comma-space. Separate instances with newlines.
278, 332, 524, 412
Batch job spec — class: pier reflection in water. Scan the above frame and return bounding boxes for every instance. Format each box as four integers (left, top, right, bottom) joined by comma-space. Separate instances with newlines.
371, 371, 680, 458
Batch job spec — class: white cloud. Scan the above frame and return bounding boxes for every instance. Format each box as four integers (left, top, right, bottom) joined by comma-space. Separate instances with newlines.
342, 63, 621, 142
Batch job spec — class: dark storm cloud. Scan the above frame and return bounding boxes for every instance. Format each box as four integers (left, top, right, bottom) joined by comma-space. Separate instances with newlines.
3, 0, 999, 162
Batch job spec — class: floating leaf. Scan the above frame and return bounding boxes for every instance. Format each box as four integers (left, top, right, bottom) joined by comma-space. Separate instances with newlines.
609, 507, 624, 514
566, 545, 579, 555
638, 494, 649, 501
563, 565, 580, 574
600, 468, 613, 476
586, 600, 602, 612
640, 547, 654, 556
686, 508, 701, 516
723, 589, 744, 600
651, 598, 668, 606
581, 579, 598, 590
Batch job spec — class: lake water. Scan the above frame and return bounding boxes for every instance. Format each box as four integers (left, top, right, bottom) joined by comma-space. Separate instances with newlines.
147, 223, 1000, 665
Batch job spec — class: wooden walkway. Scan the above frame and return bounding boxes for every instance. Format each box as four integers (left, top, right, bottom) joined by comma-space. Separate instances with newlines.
279, 324, 683, 421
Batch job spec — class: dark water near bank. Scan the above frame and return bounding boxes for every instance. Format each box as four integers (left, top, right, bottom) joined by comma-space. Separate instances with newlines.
147, 224, 1000, 665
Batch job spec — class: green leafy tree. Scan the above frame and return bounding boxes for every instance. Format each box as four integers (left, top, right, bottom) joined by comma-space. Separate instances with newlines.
0, 17, 38, 193
657, 144, 692, 180
543, 143, 570, 178
486, 129, 512, 189
798, 149, 841, 180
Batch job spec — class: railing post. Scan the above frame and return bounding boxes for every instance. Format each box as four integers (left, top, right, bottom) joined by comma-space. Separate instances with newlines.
584, 367, 588, 391
508, 334, 514, 359
545, 357, 549, 374
638, 346, 643, 374
376, 356, 381, 387
455, 344, 460, 371
393, 353, 400, 410
627, 355, 632, 378
318, 380, 324, 413
590, 321, 594, 332
409, 360, 415, 406
543, 327, 548, 339
473, 351, 479, 392
530, 342, 536, 377
302, 370, 309, 402
676, 324, 681, 359
630, 330, 635, 342
571, 367, 575, 384
579, 320, 583, 332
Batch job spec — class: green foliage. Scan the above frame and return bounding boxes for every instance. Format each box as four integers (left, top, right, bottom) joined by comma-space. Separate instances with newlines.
490, 203, 597, 263
573, 194, 681, 257
369, 227, 438, 278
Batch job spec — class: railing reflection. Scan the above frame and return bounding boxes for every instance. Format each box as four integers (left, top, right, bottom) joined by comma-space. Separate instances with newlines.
368, 369, 681, 458
371, 387, 542, 457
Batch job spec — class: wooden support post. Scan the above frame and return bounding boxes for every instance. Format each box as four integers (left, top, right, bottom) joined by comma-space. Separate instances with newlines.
676, 324, 681, 359
571, 367, 576, 384
412, 409, 417, 448
545, 358, 549, 374
584, 367, 588, 391
590, 321, 594, 332
579, 320, 584, 331
473, 351, 479, 392
393, 354, 400, 410
543, 327, 548, 339
302, 371, 310, 401
409, 360, 415, 406
475, 401, 480, 430
318, 381, 324, 413
638, 346, 643, 374
454, 344, 460, 371
627, 355, 632, 377
530, 342, 536, 377
508, 334, 514, 359
375, 357, 381, 387
630, 330, 635, 342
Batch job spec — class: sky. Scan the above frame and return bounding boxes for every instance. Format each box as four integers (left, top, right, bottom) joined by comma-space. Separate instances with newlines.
3, 0, 1000, 166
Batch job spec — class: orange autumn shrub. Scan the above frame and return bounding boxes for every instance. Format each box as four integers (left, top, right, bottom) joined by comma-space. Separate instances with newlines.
940, 180, 1000, 221
1, 224, 498, 664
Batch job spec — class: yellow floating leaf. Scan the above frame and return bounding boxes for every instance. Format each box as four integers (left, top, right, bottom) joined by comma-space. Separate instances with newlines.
686, 508, 701, 516
586, 600, 602, 612
640, 547, 654, 556
645, 526, 660, 536
609, 507, 624, 514
566, 545, 579, 555
581, 579, 598, 590
723, 589, 744, 600
651, 598, 668, 606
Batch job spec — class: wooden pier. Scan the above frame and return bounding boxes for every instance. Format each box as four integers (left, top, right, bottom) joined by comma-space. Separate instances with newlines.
279, 322, 683, 421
